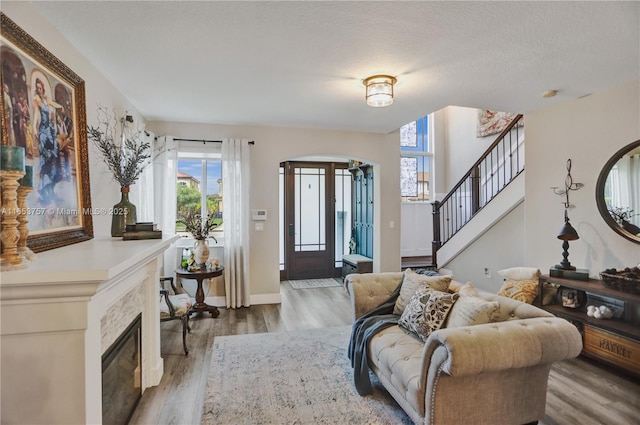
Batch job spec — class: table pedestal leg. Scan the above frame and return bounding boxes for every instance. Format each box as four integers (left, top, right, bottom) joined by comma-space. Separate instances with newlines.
190, 278, 220, 318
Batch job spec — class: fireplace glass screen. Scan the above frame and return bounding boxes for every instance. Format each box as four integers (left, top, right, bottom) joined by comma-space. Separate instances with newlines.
102, 314, 142, 425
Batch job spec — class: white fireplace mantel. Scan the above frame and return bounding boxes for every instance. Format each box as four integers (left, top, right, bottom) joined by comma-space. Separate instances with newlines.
0, 235, 179, 425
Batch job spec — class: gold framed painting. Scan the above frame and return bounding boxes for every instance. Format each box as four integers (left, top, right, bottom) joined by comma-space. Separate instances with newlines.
1, 13, 93, 252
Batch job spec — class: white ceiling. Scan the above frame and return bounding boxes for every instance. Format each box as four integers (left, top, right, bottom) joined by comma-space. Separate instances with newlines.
30, 1, 639, 134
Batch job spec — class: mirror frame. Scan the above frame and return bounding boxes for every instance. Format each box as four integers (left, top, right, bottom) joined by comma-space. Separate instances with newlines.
595, 139, 640, 244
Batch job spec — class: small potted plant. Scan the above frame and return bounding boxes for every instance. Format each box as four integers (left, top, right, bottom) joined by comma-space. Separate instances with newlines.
178, 208, 219, 265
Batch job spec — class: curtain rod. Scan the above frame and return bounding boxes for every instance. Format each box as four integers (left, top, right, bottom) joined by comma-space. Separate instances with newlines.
155, 137, 254, 145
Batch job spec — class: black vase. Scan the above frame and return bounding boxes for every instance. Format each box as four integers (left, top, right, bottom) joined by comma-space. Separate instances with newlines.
111, 186, 137, 237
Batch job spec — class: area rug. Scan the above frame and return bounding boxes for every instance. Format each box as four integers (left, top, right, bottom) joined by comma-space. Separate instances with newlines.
288, 278, 342, 289
202, 326, 412, 425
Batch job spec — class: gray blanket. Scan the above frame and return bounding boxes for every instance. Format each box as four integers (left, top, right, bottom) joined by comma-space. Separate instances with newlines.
347, 283, 401, 395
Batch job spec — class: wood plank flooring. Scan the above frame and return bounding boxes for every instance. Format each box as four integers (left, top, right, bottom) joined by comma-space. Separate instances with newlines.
130, 282, 640, 425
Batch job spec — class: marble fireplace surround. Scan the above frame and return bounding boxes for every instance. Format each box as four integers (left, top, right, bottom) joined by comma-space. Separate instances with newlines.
0, 235, 179, 424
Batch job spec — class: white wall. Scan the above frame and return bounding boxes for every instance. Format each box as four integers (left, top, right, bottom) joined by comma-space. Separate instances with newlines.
401, 202, 433, 257
524, 80, 640, 276
445, 202, 525, 292
148, 121, 402, 301
3, 3, 145, 238
443, 106, 498, 189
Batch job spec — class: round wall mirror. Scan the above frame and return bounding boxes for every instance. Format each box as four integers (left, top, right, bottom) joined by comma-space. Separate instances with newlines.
595, 140, 640, 244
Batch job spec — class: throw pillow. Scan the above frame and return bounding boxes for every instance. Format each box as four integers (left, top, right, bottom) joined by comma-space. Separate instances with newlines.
497, 278, 539, 304
398, 285, 459, 341
446, 283, 501, 328
497, 267, 541, 281
393, 268, 452, 315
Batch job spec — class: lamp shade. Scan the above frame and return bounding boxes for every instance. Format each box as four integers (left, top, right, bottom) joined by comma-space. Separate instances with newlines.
558, 210, 579, 241
363, 75, 396, 107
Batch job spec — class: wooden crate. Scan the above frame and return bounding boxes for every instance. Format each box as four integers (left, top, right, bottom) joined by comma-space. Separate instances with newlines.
583, 325, 640, 375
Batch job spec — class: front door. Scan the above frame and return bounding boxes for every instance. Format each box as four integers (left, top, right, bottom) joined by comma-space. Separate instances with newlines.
282, 161, 340, 280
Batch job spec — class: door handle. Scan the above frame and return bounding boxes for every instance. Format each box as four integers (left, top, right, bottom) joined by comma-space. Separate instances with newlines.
289, 223, 295, 237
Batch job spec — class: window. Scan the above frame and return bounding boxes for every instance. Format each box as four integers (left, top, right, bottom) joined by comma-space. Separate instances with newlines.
176, 150, 223, 238
401, 115, 432, 202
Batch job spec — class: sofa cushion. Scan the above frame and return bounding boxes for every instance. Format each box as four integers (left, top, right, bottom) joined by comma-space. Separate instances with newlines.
368, 325, 427, 417
446, 283, 501, 327
398, 285, 459, 341
393, 268, 452, 315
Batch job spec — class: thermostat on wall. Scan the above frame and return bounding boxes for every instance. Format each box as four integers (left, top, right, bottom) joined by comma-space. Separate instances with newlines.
252, 209, 267, 220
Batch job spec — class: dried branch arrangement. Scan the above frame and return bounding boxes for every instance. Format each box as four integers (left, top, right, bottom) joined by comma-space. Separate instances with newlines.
178, 209, 219, 241
86, 106, 151, 187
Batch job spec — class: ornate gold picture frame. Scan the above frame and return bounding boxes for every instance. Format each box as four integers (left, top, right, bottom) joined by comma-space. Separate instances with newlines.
1, 13, 93, 252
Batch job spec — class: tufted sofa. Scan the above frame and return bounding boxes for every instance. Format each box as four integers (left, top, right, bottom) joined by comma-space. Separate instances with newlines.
347, 272, 583, 425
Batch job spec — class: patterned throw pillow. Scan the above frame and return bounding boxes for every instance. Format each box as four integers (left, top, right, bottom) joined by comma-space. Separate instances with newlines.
446, 283, 501, 328
393, 269, 452, 315
398, 285, 459, 341
497, 279, 539, 304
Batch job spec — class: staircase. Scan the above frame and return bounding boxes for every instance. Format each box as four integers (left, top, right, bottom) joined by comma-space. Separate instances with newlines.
432, 114, 525, 268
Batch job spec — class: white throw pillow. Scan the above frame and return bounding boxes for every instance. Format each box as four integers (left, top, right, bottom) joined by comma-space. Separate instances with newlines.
497, 267, 541, 281
445, 282, 501, 328
393, 268, 452, 315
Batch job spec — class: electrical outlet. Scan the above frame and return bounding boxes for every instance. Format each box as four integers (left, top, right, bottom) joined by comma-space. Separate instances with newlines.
484, 267, 491, 278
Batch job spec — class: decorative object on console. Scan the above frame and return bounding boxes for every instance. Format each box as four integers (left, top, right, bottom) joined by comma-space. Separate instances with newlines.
1, 13, 93, 253
0, 145, 27, 270
600, 266, 640, 294
87, 108, 151, 237
122, 222, 162, 240
558, 287, 586, 309
16, 165, 36, 262
550, 159, 588, 280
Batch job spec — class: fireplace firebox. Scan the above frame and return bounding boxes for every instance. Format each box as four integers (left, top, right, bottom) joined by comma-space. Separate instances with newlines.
102, 314, 142, 425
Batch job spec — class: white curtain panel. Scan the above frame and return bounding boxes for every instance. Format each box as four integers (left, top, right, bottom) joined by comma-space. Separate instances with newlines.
222, 139, 252, 308
154, 136, 178, 276
131, 130, 156, 222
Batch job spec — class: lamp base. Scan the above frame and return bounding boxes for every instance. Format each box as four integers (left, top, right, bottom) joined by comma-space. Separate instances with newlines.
550, 266, 589, 281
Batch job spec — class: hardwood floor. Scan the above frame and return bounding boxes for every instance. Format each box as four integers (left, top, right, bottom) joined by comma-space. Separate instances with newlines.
130, 282, 640, 425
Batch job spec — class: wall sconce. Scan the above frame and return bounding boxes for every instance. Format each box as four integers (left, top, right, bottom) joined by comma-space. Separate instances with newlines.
363, 75, 397, 107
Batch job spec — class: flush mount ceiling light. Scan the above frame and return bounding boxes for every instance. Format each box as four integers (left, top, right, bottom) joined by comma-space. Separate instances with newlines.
363, 75, 397, 107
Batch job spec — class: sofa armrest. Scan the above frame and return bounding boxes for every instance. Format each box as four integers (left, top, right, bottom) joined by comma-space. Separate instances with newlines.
422, 317, 582, 378
346, 272, 403, 319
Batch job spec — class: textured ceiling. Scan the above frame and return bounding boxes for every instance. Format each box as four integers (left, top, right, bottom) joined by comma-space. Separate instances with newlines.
29, 1, 640, 134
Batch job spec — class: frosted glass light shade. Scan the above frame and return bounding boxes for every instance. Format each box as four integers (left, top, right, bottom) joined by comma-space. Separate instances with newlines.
363, 75, 397, 107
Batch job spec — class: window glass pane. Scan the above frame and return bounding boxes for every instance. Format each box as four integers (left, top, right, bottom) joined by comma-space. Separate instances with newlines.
335, 169, 351, 264
401, 115, 431, 202
400, 121, 417, 147
206, 162, 221, 213
176, 159, 204, 232
401, 157, 417, 197
299, 173, 321, 245
176, 157, 223, 235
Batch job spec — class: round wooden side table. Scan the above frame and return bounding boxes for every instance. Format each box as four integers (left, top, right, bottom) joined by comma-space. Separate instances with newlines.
175, 266, 224, 318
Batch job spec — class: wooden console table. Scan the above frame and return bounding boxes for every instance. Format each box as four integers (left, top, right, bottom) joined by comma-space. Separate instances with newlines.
175, 267, 224, 318
535, 274, 640, 378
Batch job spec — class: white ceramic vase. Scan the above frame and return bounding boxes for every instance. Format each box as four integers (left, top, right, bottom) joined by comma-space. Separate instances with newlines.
193, 239, 210, 265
